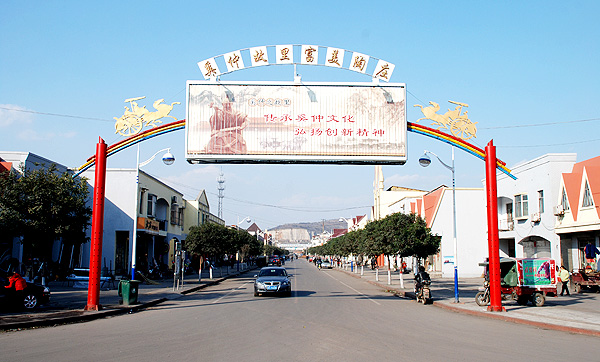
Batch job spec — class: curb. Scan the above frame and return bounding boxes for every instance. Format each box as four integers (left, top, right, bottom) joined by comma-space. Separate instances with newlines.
0, 268, 256, 331
331, 266, 600, 337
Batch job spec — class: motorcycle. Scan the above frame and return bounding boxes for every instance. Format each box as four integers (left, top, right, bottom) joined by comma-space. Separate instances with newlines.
415, 280, 432, 304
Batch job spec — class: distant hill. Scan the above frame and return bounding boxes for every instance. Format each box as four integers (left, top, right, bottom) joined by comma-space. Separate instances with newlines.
270, 219, 347, 237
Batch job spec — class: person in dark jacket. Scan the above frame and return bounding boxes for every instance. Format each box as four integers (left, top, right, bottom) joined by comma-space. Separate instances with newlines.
584, 242, 600, 269
414, 266, 430, 293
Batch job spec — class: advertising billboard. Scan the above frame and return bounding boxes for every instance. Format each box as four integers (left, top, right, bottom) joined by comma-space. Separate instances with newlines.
519, 259, 555, 286
185, 81, 406, 164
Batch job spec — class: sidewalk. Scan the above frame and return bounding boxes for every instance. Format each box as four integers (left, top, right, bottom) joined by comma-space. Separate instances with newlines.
332, 263, 600, 337
0, 264, 256, 331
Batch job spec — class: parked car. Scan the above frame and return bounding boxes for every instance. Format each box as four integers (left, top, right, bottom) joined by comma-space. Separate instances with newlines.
0, 274, 50, 310
321, 260, 332, 269
255, 256, 267, 268
254, 267, 292, 297
268, 256, 281, 266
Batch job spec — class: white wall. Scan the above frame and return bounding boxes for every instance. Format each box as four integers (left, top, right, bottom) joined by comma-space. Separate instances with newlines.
496, 153, 577, 261
431, 188, 487, 278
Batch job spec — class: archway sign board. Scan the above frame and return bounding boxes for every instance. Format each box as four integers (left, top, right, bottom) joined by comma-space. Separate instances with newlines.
188, 45, 404, 165
185, 81, 406, 164
81, 45, 511, 312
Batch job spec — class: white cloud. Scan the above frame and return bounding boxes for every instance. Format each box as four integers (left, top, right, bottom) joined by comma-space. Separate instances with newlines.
0, 104, 34, 127
18, 129, 77, 141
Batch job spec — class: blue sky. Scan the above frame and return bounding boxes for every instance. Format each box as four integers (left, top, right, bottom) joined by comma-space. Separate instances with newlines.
1, 1, 599, 229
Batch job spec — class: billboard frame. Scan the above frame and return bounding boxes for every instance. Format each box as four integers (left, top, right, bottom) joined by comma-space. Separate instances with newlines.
185, 80, 407, 165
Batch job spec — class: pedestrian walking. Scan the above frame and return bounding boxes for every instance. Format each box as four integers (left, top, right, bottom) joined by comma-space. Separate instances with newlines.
559, 265, 570, 296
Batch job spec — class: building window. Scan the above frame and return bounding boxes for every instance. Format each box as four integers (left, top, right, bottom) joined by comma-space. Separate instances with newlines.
170, 202, 179, 225
538, 190, 544, 213
178, 207, 184, 226
561, 188, 570, 210
139, 189, 146, 215
583, 181, 594, 207
515, 194, 528, 218
147, 194, 157, 217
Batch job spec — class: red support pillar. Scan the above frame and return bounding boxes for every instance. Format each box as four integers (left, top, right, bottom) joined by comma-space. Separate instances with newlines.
485, 140, 505, 312
85, 137, 107, 311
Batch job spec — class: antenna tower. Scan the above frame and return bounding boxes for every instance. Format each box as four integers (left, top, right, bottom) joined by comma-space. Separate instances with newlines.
217, 169, 225, 219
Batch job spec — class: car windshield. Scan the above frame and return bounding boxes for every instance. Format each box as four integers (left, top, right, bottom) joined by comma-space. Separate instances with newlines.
259, 269, 286, 277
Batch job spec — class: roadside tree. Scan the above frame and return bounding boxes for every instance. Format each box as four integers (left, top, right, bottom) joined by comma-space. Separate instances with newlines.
0, 164, 92, 265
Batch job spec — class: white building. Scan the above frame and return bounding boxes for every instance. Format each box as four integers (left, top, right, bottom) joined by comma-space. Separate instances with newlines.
408, 186, 488, 278
495, 153, 577, 261
82, 168, 187, 276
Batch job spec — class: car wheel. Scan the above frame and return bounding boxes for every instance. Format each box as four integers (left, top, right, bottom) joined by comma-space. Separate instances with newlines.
23, 293, 39, 309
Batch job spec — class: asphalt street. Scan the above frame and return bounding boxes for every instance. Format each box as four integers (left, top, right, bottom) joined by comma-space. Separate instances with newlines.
0, 260, 598, 362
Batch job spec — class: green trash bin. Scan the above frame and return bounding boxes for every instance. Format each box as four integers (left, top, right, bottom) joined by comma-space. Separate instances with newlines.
118, 280, 140, 306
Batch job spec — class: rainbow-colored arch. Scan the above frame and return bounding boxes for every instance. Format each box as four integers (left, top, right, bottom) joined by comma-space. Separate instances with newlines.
73, 119, 185, 177
73, 119, 515, 180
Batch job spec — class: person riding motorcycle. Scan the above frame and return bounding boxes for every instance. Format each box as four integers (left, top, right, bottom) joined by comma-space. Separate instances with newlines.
414, 266, 430, 294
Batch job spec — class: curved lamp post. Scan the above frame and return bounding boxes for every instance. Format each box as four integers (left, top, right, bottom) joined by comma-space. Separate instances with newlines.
131, 147, 174, 280
419, 147, 459, 303
236, 216, 251, 229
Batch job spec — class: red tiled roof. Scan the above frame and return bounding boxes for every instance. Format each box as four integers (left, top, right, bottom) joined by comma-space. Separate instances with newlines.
562, 156, 600, 221
586, 166, 600, 218
331, 228, 348, 238
563, 173, 582, 220
0, 162, 12, 174
423, 187, 445, 228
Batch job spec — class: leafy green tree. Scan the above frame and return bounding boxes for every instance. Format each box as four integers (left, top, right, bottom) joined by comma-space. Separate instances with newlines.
185, 223, 231, 259
0, 164, 92, 260
264, 244, 287, 256
307, 212, 440, 263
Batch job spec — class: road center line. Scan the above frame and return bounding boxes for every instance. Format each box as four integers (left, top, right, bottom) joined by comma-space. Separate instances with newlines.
322, 271, 381, 305
211, 281, 251, 304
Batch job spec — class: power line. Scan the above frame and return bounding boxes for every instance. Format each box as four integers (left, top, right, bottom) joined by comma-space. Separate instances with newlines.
0, 106, 114, 122
480, 117, 600, 130
150, 171, 371, 213
498, 137, 600, 148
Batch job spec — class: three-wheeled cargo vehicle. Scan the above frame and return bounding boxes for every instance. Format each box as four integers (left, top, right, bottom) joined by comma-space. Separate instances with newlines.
476, 257, 557, 307
571, 268, 600, 293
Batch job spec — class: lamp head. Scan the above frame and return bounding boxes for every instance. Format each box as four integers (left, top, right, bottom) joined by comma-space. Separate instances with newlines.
419, 153, 431, 167
162, 150, 175, 165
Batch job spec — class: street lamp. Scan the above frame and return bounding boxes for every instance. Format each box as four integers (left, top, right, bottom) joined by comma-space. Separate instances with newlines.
419, 147, 459, 303
339, 217, 351, 230
237, 216, 251, 229
131, 147, 174, 280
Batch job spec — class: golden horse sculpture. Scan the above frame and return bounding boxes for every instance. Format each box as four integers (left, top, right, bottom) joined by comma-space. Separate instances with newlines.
414, 100, 477, 140
114, 96, 180, 136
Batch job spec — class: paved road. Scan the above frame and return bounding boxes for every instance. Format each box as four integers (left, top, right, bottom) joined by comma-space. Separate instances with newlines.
0, 260, 597, 361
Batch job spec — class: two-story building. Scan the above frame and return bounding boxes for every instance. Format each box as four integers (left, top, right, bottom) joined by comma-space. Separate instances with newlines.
82, 168, 187, 276
495, 153, 577, 261
555, 155, 600, 271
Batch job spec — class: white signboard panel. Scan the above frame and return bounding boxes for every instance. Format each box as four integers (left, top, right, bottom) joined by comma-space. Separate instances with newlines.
185, 81, 406, 164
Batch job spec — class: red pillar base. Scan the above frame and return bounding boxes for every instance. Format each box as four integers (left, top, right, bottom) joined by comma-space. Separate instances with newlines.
84, 304, 103, 311
487, 305, 506, 312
